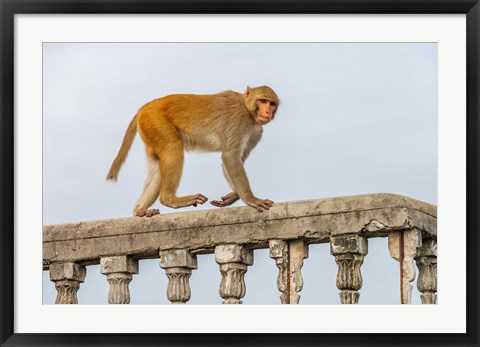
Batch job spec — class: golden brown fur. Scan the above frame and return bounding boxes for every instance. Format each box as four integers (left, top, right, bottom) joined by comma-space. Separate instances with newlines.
107, 85, 279, 217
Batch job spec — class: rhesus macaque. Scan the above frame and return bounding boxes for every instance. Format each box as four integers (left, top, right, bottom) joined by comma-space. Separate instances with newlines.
107, 85, 279, 217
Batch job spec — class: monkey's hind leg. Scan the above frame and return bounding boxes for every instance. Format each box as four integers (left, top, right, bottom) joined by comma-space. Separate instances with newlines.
133, 149, 161, 217
154, 129, 208, 209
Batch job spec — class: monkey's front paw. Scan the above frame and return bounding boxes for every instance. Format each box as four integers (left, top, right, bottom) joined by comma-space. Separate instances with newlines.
135, 209, 160, 217
191, 194, 208, 207
245, 197, 274, 212
210, 192, 240, 207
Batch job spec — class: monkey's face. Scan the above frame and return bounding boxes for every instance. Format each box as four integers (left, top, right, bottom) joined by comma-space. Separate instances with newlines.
255, 98, 277, 125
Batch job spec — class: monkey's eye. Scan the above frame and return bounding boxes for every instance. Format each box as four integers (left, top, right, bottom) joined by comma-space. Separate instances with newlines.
259, 99, 276, 107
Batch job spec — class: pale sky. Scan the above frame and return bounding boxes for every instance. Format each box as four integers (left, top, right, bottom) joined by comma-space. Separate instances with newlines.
42, 42, 437, 304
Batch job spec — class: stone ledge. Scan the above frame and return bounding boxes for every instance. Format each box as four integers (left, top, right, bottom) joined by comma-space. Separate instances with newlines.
43, 193, 436, 268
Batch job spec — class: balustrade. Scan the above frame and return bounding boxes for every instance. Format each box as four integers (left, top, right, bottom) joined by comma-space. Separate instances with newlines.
100, 256, 138, 304
269, 239, 308, 304
49, 262, 86, 304
330, 234, 368, 304
215, 244, 253, 304
43, 194, 437, 304
415, 238, 437, 304
159, 249, 197, 304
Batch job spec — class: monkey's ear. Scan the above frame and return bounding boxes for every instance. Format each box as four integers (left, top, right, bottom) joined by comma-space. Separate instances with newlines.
243, 85, 252, 99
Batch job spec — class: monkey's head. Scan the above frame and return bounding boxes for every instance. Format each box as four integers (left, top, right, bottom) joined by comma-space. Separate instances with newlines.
243, 85, 279, 125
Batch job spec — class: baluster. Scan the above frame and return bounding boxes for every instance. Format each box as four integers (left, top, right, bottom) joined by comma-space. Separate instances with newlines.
415, 238, 437, 304
100, 256, 138, 304
330, 234, 368, 304
269, 239, 308, 304
159, 249, 197, 304
388, 229, 422, 304
49, 262, 86, 304
215, 244, 253, 304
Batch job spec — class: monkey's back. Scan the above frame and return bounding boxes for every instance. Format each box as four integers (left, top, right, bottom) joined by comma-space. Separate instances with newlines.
137, 91, 253, 152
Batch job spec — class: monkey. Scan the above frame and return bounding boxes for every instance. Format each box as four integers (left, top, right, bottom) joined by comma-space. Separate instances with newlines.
107, 85, 279, 217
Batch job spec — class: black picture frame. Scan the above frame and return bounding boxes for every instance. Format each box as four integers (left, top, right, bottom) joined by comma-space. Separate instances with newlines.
1, 0, 479, 346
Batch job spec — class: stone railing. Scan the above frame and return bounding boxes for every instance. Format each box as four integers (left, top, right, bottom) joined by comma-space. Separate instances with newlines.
42, 193, 437, 305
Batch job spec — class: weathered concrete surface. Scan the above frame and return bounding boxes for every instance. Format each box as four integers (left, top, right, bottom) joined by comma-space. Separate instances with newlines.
43, 193, 436, 269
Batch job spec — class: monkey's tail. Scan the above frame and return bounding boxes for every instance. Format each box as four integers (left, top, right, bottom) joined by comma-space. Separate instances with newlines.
106, 113, 138, 181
